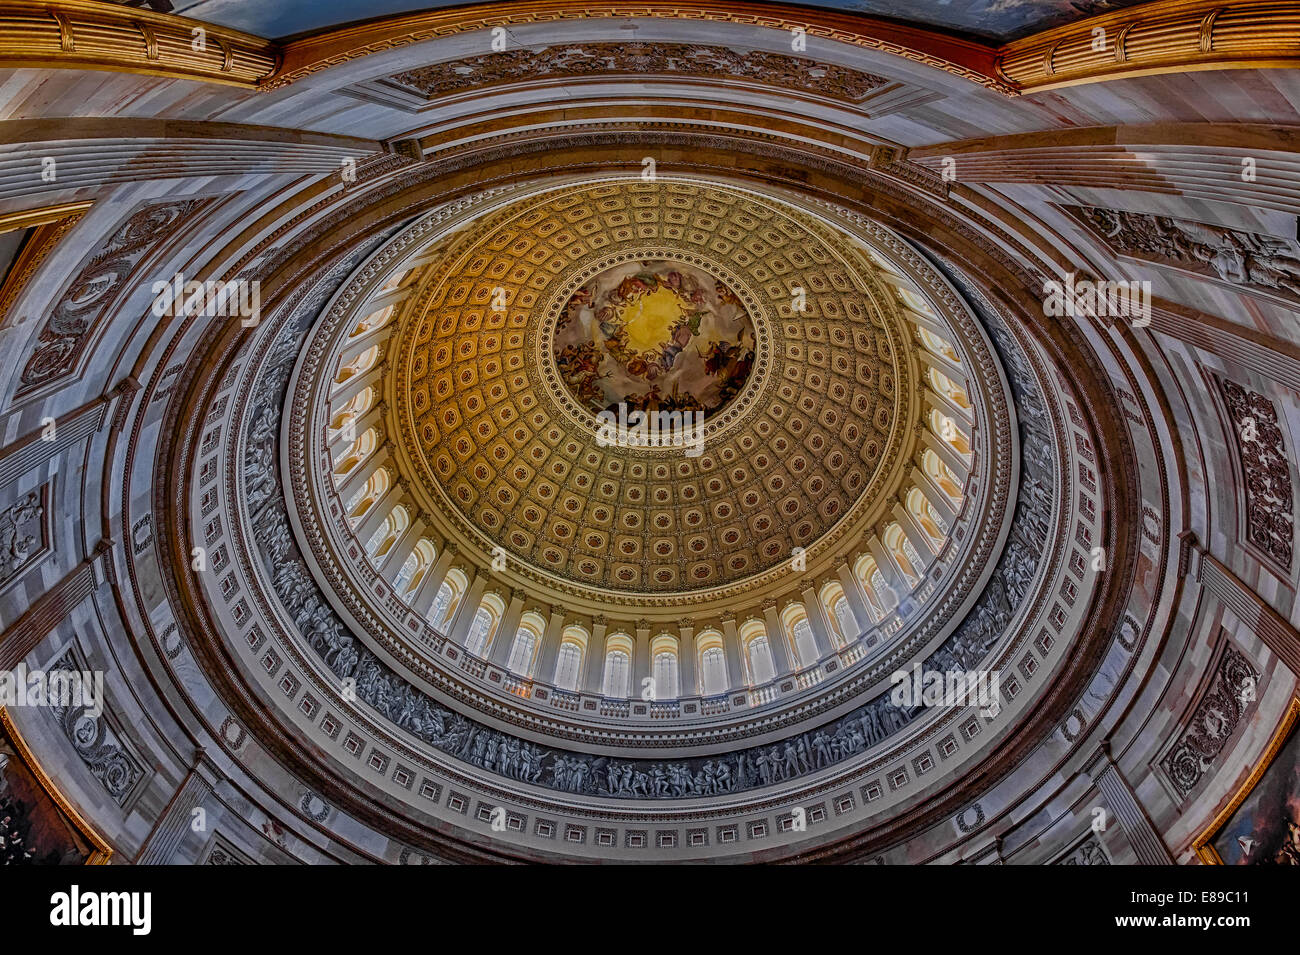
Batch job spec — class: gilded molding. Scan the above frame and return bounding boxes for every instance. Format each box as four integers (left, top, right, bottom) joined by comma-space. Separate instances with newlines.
0, 201, 89, 329
0, 0, 276, 87
2, 0, 1291, 98
997, 0, 1300, 92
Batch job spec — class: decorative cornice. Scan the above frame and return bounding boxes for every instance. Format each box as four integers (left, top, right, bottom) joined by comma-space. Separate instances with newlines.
2, 0, 1292, 98
996, 0, 1300, 92
0, 0, 277, 87
266, 1, 1005, 93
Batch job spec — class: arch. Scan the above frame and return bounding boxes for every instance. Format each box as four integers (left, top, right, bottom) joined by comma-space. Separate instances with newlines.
505, 611, 546, 677
739, 620, 776, 686
379, 269, 410, 293
930, 408, 972, 457
907, 486, 948, 545
884, 523, 921, 585
650, 633, 680, 699
364, 504, 408, 559
333, 426, 378, 479
334, 344, 379, 386
601, 632, 634, 699
929, 367, 971, 410
695, 628, 727, 695
853, 554, 891, 618
464, 592, 505, 657
350, 303, 394, 338
923, 449, 964, 505
780, 602, 820, 669
429, 567, 468, 630
917, 326, 960, 364
328, 386, 375, 439
392, 538, 436, 596
345, 467, 389, 525
553, 625, 588, 692
819, 581, 856, 648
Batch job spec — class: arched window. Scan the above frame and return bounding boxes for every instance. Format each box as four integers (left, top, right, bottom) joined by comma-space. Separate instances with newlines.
364, 505, 408, 560
506, 613, 545, 677
429, 568, 467, 631
346, 468, 389, 525
923, 449, 964, 506
918, 327, 960, 364
740, 621, 776, 685
820, 582, 856, 648
884, 524, 920, 586
350, 304, 394, 338
929, 367, 970, 410
907, 487, 948, 543
554, 642, 583, 691
429, 584, 454, 629
781, 603, 820, 669
931, 409, 971, 457
650, 635, 679, 700
854, 554, 893, 617
393, 539, 436, 597
832, 596, 856, 645
465, 608, 493, 656
379, 269, 409, 293
334, 345, 379, 386
552, 625, 588, 692
329, 387, 375, 441
333, 427, 377, 480
695, 629, 727, 695
602, 633, 634, 698
464, 593, 505, 656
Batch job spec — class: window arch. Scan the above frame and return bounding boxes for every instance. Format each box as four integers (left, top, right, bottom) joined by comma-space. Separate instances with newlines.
917, 327, 960, 364
740, 620, 776, 686
464, 593, 505, 657
929, 367, 971, 410
781, 603, 820, 669
429, 567, 467, 631
392, 538, 436, 597
553, 625, 588, 692
329, 387, 375, 440
333, 427, 377, 480
819, 581, 856, 648
907, 487, 948, 545
853, 554, 892, 617
884, 523, 921, 586
695, 629, 727, 695
931, 409, 971, 457
923, 449, 964, 506
650, 634, 680, 700
350, 304, 394, 338
346, 467, 389, 525
379, 269, 410, 293
506, 612, 546, 677
602, 633, 634, 698
364, 504, 408, 560
334, 345, 379, 386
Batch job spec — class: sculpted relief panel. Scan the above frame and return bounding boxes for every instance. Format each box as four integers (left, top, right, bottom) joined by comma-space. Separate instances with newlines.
388, 43, 890, 103
1159, 642, 1261, 800
1066, 205, 1300, 303
1219, 379, 1295, 572
18, 199, 211, 397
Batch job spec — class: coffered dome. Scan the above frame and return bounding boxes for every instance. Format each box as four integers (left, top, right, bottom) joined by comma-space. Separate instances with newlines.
390, 179, 918, 597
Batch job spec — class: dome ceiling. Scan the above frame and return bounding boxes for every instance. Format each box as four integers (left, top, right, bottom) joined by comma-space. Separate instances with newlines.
392, 180, 917, 596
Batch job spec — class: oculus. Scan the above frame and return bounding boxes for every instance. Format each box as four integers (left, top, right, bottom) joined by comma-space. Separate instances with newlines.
552, 258, 755, 419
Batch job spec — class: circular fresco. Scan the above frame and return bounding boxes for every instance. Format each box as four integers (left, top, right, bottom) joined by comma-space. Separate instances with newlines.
552, 259, 756, 418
